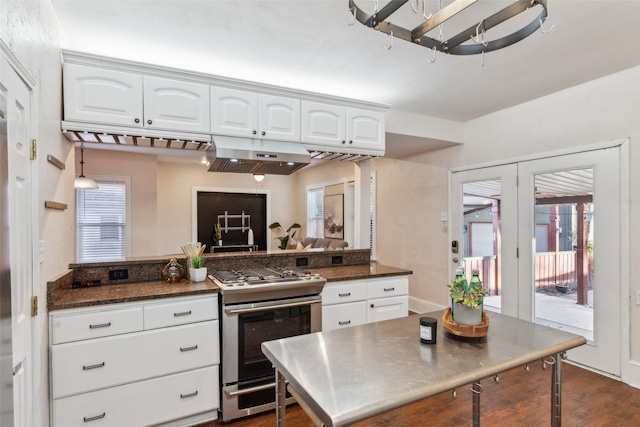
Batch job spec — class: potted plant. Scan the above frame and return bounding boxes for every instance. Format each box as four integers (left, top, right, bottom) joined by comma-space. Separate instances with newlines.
268, 222, 301, 250
189, 256, 207, 283
214, 223, 222, 246
448, 269, 488, 326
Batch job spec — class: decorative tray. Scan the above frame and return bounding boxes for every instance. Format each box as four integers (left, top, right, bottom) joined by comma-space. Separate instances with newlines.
442, 307, 490, 338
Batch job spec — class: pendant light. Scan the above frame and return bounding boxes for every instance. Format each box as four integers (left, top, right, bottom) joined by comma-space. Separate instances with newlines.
74, 143, 99, 189
253, 174, 265, 182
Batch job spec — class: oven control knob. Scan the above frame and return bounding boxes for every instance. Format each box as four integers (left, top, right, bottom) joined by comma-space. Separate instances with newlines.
313, 274, 321, 279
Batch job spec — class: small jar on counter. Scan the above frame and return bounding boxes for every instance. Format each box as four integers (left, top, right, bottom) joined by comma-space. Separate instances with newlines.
420, 317, 437, 345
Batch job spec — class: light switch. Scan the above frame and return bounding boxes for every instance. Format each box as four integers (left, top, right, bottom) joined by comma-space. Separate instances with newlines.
440, 212, 448, 221
636, 291, 640, 306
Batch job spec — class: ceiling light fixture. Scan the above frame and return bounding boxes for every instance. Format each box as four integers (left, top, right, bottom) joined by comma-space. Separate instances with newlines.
74, 143, 99, 189
253, 174, 265, 182
347, 0, 550, 60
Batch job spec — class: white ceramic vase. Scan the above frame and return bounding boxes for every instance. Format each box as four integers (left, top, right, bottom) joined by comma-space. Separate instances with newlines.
189, 267, 207, 283
453, 302, 483, 326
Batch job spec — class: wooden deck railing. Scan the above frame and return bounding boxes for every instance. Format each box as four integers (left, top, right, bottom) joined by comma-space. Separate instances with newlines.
463, 251, 594, 295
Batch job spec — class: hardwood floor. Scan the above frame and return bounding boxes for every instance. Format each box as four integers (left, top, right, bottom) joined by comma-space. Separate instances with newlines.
202, 363, 640, 426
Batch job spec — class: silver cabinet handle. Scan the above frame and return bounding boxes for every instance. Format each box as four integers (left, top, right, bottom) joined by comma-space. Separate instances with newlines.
89, 322, 111, 329
261, 131, 266, 136
84, 412, 105, 422
349, 140, 353, 144
174, 310, 192, 317
338, 320, 351, 325
82, 362, 105, 370
147, 119, 152, 125
383, 287, 396, 292
180, 345, 198, 352
338, 292, 351, 297
134, 118, 140, 123
180, 390, 198, 399
252, 130, 257, 135
225, 382, 276, 397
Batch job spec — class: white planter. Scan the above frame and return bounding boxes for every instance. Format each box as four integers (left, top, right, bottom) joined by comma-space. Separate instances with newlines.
453, 302, 483, 326
189, 267, 207, 283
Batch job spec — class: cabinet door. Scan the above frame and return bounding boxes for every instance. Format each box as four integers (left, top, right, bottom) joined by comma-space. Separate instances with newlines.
211, 86, 258, 137
63, 63, 143, 127
143, 76, 211, 133
322, 301, 367, 331
301, 101, 346, 147
258, 94, 300, 142
346, 107, 385, 153
367, 296, 408, 323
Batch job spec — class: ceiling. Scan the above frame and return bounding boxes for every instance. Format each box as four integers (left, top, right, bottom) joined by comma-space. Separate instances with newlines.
51, 0, 640, 158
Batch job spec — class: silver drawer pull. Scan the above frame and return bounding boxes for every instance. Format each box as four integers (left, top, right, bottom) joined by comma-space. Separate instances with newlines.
83, 413, 105, 422
174, 310, 192, 317
383, 287, 395, 292
338, 320, 351, 325
89, 322, 111, 329
82, 362, 105, 370
338, 292, 351, 297
180, 390, 198, 399
180, 345, 198, 352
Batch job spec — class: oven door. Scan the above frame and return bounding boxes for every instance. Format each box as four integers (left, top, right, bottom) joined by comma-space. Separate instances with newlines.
221, 294, 322, 420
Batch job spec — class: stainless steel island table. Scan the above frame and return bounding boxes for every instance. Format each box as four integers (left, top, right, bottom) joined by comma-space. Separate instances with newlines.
261, 310, 587, 427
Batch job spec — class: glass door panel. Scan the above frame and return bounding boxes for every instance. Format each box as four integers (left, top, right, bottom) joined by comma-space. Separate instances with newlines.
532, 169, 594, 341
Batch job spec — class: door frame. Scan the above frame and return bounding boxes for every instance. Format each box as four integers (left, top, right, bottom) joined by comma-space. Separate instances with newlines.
1, 38, 40, 426
449, 138, 629, 380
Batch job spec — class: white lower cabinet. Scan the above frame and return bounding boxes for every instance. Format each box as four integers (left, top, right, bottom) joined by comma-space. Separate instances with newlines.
53, 366, 219, 427
49, 294, 220, 427
321, 276, 409, 331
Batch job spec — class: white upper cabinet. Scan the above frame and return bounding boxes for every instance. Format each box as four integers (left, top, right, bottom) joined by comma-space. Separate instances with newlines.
258, 94, 300, 142
301, 101, 385, 155
64, 64, 210, 133
143, 76, 210, 133
346, 107, 385, 153
211, 87, 300, 142
301, 101, 346, 147
210, 86, 258, 138
64, 63, 143, 127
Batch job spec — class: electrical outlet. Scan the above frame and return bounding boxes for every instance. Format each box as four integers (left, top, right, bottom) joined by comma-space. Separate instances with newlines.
296, 257, 308, 267
440, 212, 448, 221
109, 269, 129, 281
332, 255, 343, 265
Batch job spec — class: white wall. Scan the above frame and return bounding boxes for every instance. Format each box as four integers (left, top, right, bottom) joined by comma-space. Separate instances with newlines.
1, 2, 71, 426
372, 65, 640, 384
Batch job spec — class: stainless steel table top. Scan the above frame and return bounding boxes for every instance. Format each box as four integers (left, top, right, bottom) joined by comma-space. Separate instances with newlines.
262, 311, 587, 427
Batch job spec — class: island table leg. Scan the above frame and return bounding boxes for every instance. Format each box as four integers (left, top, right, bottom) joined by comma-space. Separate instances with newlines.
276, 368, 287, 426
472, 381, 482, 426
551, 353, 562, 427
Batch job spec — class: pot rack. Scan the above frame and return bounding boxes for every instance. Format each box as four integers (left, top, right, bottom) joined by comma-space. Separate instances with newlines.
347, 0, 549, 57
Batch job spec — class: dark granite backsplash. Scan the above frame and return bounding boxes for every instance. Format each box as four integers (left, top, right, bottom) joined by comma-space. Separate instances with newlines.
70, 249, 370, 285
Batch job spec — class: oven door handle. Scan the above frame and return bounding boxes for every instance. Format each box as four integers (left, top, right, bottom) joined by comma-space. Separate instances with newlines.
225, 298, 321, 315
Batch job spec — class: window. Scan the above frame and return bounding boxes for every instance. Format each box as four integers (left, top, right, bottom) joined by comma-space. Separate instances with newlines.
306, 173, 377, 256
76, 179, 129, 262
307, 188, 324, 238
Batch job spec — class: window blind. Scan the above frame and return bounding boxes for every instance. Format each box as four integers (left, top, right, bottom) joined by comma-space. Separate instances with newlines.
307, 188, 324, 238
76, 181, 127, 262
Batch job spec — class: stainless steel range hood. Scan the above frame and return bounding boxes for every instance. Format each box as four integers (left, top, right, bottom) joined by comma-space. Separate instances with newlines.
207, 136, 310, 175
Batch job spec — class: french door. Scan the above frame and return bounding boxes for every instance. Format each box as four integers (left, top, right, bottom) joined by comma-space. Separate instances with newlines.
450, 146, 623, 376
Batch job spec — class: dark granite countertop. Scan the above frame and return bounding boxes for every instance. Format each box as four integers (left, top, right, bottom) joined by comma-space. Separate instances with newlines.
310, 263, 412, 282
48, 262, 412, 312
47, 271, 220, 311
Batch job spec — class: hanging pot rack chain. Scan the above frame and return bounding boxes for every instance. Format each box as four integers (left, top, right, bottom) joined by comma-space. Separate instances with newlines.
347, 0, 549, 55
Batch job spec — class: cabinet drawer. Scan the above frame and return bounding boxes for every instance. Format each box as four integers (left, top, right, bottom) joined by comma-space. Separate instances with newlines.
144, 296, 218, 330
51, 307, 143, 345
322, 301, 367, 331
367, 277, 408, 300
321, 281, 367, 305
53, 366, 219, 427
51, 320, 219, 399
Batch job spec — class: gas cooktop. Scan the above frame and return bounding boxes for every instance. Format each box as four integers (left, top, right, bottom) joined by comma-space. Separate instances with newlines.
210, 266, 326, 304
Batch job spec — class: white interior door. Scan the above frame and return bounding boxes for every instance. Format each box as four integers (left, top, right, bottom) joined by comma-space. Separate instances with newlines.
1, 54, 34, 426
450, 164, 518, 317
518, 148, 621, 376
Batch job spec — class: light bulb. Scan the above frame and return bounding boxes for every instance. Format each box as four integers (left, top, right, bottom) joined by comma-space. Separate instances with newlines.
253, 174, 265, 182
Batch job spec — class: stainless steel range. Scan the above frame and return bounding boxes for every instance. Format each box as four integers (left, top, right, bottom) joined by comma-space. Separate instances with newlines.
210, 266, 325, 421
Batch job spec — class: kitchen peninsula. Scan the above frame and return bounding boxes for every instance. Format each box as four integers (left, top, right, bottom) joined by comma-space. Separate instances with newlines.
46, 248, 411, 426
